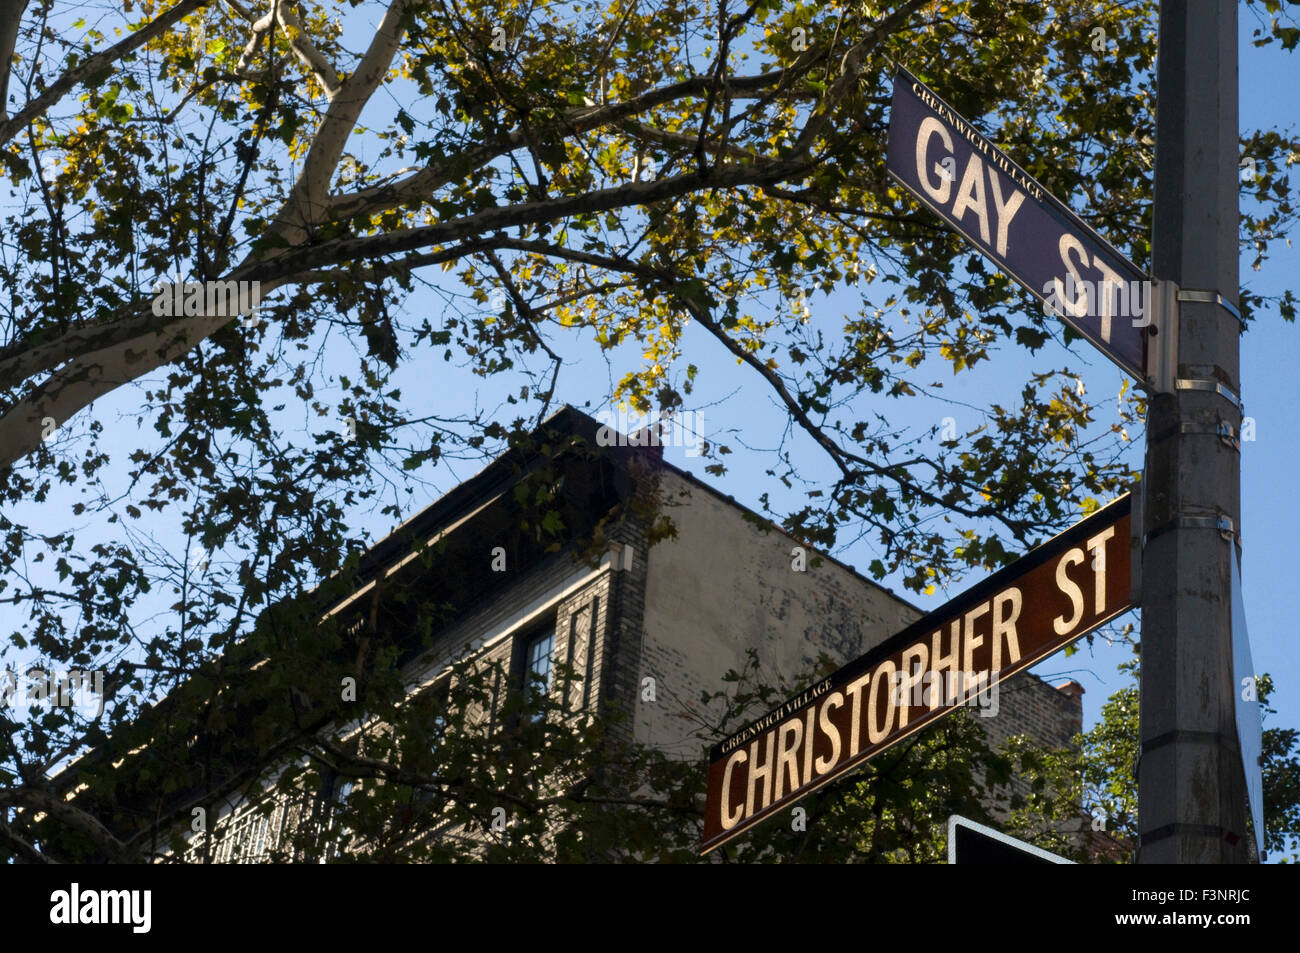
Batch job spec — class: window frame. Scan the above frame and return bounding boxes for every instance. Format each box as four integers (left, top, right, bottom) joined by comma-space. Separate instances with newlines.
515, 623, 557, 722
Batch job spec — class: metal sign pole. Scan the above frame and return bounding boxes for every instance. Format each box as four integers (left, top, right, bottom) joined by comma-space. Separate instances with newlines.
1138, 0, 1251, 863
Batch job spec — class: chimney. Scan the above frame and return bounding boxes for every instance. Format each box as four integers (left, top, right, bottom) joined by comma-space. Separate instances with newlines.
1055, 680, 1085, 735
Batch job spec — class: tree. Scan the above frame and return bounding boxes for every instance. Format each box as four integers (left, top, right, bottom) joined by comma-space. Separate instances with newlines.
1005, 646, 1300, 863
2, 1, 1298, 861
3, 604, 1039, 863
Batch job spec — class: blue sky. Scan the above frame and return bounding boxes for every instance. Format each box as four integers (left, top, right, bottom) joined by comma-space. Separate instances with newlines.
582, 10, 1300, 753
4, 1, 1296, 853
1229, 9, 1300, 774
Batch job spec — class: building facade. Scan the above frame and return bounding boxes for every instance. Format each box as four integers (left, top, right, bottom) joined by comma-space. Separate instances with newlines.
52, 406, 1089, 862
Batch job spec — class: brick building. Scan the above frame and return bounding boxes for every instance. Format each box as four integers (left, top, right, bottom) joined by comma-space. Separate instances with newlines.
50, 405, 1090, 862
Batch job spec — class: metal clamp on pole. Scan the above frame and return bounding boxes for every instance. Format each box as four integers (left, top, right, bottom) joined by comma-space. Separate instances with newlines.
1147, 278, 1180, 394
1144, 513, 1241, 549
1212, 514, 1238, 546
1177, 288, 1246, 330
1178, 420, 1241, 452
1175, 377, 1242, 410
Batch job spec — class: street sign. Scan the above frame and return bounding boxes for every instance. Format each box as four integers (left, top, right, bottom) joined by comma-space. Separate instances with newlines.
947, 815, 1073, 864
886, 68, 1149, 381
701, 494, 1133, 854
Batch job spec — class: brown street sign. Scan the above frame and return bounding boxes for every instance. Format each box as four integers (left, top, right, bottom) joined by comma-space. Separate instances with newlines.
701, 494, 1133, 854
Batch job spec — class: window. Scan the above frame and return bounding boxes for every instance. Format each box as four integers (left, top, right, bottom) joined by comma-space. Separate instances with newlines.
420, 679, 451, 756
195, 797, 290, 864
325, 779, 354, 861
522, 629, 555, 710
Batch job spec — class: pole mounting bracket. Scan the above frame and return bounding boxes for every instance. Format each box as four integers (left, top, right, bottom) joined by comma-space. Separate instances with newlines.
1178, 420, 1240, 451
1144, 513, 1240, 549
1146, 278, 1180, 394
1175, 377, 1242, 410
1176, 288, 1246, 329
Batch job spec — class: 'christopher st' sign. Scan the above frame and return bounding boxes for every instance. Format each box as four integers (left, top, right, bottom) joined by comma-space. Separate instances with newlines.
885, 68, 1148, 381
700, 494, 1133, 854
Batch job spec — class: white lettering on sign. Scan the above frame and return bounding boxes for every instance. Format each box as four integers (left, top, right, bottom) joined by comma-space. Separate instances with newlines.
705, 494, 1133, 854
916, 117, 955, 204
712, 578, 1035, 837
1087, 527, 1115, 611
1042, 273, 1150, 331
992, 585, 1023, 672
720, 747, 747, 830
845, 669, 874, 758
988, 171, 1025, 258
951, 154, 991, 245
913, 121, 1025, 256
867, 662, 896, 743
1051, 235, 1137, 343
815, 692, 843, 773
1055, 234, 1093, 319
1054, 526, 1118, 634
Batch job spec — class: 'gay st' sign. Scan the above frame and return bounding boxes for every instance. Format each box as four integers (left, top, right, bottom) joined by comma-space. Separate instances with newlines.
886, 68, 1149, 381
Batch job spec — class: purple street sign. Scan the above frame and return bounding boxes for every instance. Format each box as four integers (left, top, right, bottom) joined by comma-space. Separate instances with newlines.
886, 68, 1149, 381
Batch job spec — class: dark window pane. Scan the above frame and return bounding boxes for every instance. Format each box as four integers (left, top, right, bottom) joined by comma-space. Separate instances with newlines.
525, 631, 554, 695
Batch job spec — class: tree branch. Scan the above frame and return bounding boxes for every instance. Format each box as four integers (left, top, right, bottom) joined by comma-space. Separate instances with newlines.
0, 0, 209, 147
277, 0, 341, 101
0, 788, 136, 862
0, 0, 28, 123
322, 59, 825, 224
279, 0, 409, 234
0, 816, 53, 863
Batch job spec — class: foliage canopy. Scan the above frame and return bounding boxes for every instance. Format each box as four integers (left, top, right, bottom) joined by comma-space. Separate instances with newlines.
2, 0, 1298, 862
